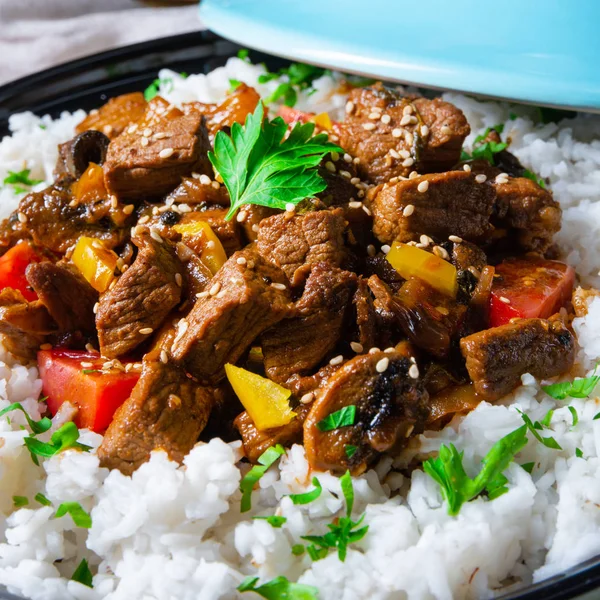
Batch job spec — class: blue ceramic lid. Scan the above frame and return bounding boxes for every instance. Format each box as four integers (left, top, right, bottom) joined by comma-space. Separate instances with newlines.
199, 0, 600, 112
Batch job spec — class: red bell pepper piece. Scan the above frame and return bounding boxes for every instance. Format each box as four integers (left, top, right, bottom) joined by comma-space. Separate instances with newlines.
276, 105, 314, 125
489, 258, 575, 327
0, 242, 44, 301
38, 350, 139, 432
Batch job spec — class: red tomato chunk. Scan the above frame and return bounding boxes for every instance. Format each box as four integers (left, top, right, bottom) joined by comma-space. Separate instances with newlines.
0, 241, 44, 301
38, 350, 139, 433
489, 258, 575, 327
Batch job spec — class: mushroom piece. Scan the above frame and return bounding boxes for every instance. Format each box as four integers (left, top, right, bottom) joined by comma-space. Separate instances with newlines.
54, 130, 111, 180
303, 348, 429, 475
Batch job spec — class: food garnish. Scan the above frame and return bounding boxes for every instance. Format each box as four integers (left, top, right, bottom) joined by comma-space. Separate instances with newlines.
3, 168, 43, 193
240, 445, 286, 513
55, 501, 92, 528
258, 62, 327, 107
543, 366, 600, 400
238, 575, 319, 600
423, 424, 528, 515
71, 559, 94, 588
208, 102, 342, 221
12, 496, 28, 508
35, 493, 52, 506
568, 406, 579, 427
253, 515, 287, 528
0, 402, 52, 434
289, 477, 322, 505
25, 422, 92, 465
316, 405, 356, 432
518, 411, 562, 450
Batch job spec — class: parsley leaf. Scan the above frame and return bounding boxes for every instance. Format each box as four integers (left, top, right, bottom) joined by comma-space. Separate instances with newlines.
291, 544, 305, 556
253, 515, 287, 528
523, 169, 546, 189
568, 406, 579, 427
13, 496, 28, 508
423, 424, 528, 515
229, 79, 242, 92
71, 558, 93, 588
0, 402, 52, 434
24, 421, 91, 466
594, 412, 600, 421
543, 367, 600, 400
237, 48, 250, 61
316, 406, 356, 432
258, 62, 327, 107
461, 125, 507, 165
519, 411, 562, 450
289, 477, 322, 505
576, 448, 584, 458
55, 502, 92, 528
238, 576, 318, 600
209, 102, 341, 221
35, 493, 52, 506
143, 77, 174, 101
345, 445, 358, 459
521, 462, 535, 474
240, 444, 285, 513
301, 471, 368, 562
540, 409, 554, 427
3, 169, 43, 188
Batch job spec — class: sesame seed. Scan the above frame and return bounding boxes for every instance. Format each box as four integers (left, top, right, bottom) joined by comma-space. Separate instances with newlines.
350, 341, 364, 353
369, 347, 381, 355
216, 290, 227, 299
236, 210, 247, 223
103, 125, 113, 136
368, 112, 381, 120
348, 201, 362, 209
388, 149, 400, 160
405, 132, 414, 145
127, 124, 138, 134
367, 244, 376, 257
376, 357, 389, 373
448, 235, 463, 243
381, 114, 391, 124
271, 282, 287, 291
353, 157, 361, 164
196, 291, 209, 298
463, 164, 472, 172
345, 101, 355, 114
123, 204, 135, 215
403, 104, 414, 115
405, 424, 415, 437
152, 207, 159, 216
139, 327, 153, 335
417, 180, 429, 193
468, 266, 481, 278
408, 364, 420, 379
206, 240, 215, 249
325, 161, 336, 172
160, 350, 169, 364
362, 123, 376, 131
93, 302, 99, 314
159, 148, 174, 158
236, 257, 247, 265
343, 153, 353, 163
150, 229, 163, 243
440, 125, 451, 135
154, 132, 167, 140
350, 177, 361, 185
402, 157, 415, 167
391, 128, 403, 138
80, 361, 93, 368
409, 171, 419, 179
285, 203, 295, 212
252, 223, 259, 232
329, 355, 344, 366
420, 125, 429, 136
384, 347, 396, 353
403, 204, 415, 217
433, 245, 449, 260
211, 181, 221, 190
362, 205, 371, 216
436, 306, 450, 316
495, 174, 509, 184
175, 273, 183, 287
17, 212, 27, 223
475, 174, 487, 183
199, 174, 212, 185
85, 343, 95, 352
357, 190, 365, 198
300, 392, 315, 405
247, 260, 255, 269
398, 149, 410, 159
330, 151, 340, 162
419, 234, 431, 247
499, 296, 511, 304
400, 115, 412, 126
143, 128, 153, 137
381, 244, 391, 254
140, 137, 149, 147
209, 282, 221, 296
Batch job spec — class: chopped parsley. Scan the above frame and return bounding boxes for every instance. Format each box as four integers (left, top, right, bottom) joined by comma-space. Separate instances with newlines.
345, 445, 358, 459
301, 471, 369, 562
594, 412, 600, 421
540, 409, 554, 427
423, 424, 528, 515
543, 367, 600, 400
0, 402, 52, 434
289, 477, 322, 505
240, 444, 285, 513
576, 448, 584, 458
253, 515, 287, 528
238, 576, 318, 600
55, 502, 92, 528
208, 102, 341, 221
143, 72, 186, 101
12, 496, 28, 508
25, 421, 91, 466
237, 49, 250, 61
3, 168, 43, 194
229, 78, 242, 92
523, 169, 546, 189
521, 462, 535, 474
258, 62, 327, 107
518, 411, 562, 450
81, 369, 101, 375
71, 558, 93, 588
461, 124, 507, 165
35, 493, 52, 507
291, 544, 305, 556
568, 406, 579, 427
316, 405, 356, 432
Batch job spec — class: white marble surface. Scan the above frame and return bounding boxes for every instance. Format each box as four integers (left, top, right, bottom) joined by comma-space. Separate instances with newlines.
0, 1, 203, 85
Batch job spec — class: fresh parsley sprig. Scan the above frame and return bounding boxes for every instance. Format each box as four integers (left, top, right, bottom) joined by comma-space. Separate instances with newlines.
240, 444, 285, 513
543, 366, 600, 400
258, 62, 328, 107
423, 424, 528, 516
238, 576, 318, 600
208, 102, 342, 221
517, 411, 562, 450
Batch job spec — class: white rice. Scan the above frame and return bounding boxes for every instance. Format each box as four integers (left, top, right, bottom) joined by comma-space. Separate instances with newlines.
1, 57, 600, 600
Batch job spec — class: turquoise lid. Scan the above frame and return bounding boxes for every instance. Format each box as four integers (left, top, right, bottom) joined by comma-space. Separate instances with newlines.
199, 0, 600, 112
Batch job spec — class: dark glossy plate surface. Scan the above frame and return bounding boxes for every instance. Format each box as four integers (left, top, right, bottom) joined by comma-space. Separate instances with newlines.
1, 31, 600, 600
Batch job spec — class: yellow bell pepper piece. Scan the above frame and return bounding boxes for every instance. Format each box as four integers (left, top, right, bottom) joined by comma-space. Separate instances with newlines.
386, 241, 458, 297
173, 220, 227, 275
225, 363, 296, 430
72, 237, 119, 293
312, 112, 332, 131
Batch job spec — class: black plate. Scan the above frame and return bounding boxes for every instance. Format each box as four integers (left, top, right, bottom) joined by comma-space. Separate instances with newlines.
1, 31, 600, 600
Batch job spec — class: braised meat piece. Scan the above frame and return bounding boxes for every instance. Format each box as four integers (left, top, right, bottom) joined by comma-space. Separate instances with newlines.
492, 176, 561, 252
239, 204, 279, 243
103, 98, 212, 201
364, 254, 405, 293
370, 171, 496, 245
451, 240, 488, 273
26, 262, 98, 333
0, 184, 128, 254
337, 84, 470, 183
98, 353, 215, 474
54, 131, 110, 181
353, 278, 377, 351
171, 247, 293, 384
304, 349, 429, 474
0, 289, 56, 359
235, 403, 311, 463
261, 263, 357, 383
165, 176, 230, 207
460, 316, 575, 400
96, 232, 184, 358
76, 92, 147, 140
257, 209, 348, 286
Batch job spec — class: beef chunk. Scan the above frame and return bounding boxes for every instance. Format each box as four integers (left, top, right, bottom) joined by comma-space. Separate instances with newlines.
451, 240, 488, 273
165, 176, 230, 208
370, 171, 496, 245
239, 204, 279, 243
98, 354, 214, 474
76, 92, 147, 140
353, 278, 377, 350
304, 349, 429, 474
96, 232, 183, 358
261, 263, 357, 383
0, 289, 56, 359
103, 98, 212, 201
363, 254, 405, 292
492, 176, 561, 252
337, 84, 470, 183
257, 209, 348, 286
171, 247, 293, 384
26, 262, 98, 333
0, 185, 128, 254
235, 403, 311, 463
460, 316, 575, 400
